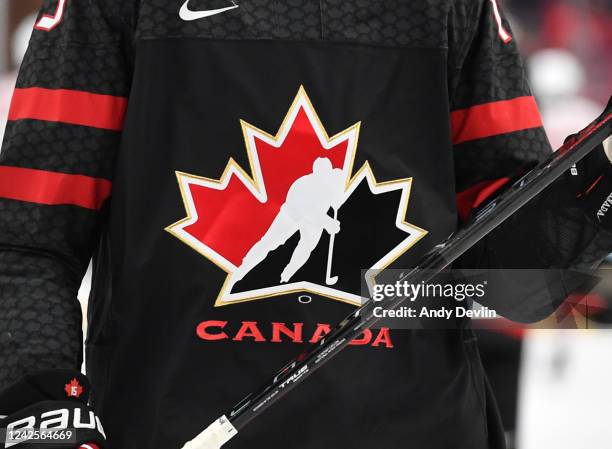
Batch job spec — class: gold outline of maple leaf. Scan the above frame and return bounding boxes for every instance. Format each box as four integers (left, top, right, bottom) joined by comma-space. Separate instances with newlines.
166, 86, 428, 307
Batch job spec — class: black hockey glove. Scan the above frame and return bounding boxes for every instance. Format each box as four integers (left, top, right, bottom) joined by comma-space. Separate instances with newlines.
0, 370, 106, 449
561, 96, 612, 232
570, 141, 612, 232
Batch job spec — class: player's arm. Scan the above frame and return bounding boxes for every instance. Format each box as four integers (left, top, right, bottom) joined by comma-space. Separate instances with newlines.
0, 0, 136, 437
447, 1, 611, 320
448, 0, 552, 227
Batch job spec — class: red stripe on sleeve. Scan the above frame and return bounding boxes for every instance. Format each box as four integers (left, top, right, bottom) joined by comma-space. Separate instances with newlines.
456, 177, 510, 222
451, 96, 543, 145
0, 166, 112, 210
8, 87, 127, 131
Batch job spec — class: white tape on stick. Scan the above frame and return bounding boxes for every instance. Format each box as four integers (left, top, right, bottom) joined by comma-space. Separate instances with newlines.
182, 415, 238, 449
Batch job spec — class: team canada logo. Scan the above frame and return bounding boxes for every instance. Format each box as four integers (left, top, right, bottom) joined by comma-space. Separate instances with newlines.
166, 87, 427, 306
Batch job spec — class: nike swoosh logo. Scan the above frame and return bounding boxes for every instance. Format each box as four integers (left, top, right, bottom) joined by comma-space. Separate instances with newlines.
179, 1, 239, 21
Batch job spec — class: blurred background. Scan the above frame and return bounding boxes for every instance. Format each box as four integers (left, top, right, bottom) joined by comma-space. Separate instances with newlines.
0, 1, 610, 449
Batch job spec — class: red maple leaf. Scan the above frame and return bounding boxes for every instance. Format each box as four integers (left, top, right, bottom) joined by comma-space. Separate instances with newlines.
168, 87, 355, 268
64, 378, 84, 398
167, 87, 426, 306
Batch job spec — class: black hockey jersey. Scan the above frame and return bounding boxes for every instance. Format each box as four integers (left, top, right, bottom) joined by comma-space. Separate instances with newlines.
1, 1, 610, 449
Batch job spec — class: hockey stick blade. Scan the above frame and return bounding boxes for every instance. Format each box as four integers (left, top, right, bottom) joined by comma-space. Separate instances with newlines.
182, 99, 611, 448
326, 275, 338, 286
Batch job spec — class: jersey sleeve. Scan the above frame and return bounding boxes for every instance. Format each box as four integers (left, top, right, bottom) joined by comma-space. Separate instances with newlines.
448, 1, 611, 320
0, 0, 136, 390
448, 0, 551, 220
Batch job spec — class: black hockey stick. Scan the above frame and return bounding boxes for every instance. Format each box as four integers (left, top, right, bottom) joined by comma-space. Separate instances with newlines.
182, 101, 611, 449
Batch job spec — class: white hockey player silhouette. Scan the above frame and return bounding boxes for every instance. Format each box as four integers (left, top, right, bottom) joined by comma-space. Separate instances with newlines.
232, 157, 346, 285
